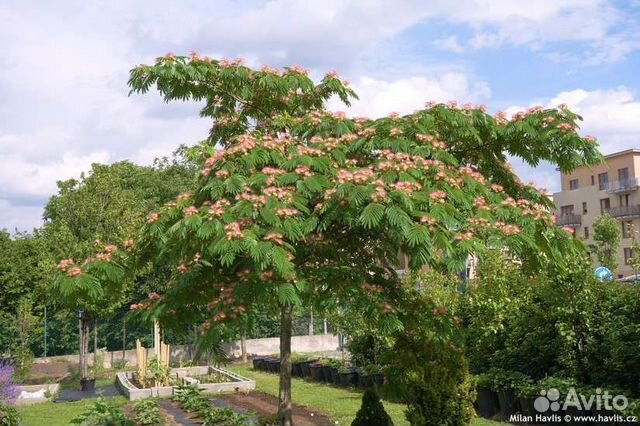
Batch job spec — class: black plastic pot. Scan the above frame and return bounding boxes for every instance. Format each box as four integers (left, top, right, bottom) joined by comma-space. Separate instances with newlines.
292, 362, 303, 377
80, 378, 96, 392
476, 388, 499, 418
300, 361, 314, 378
321, 366, 333, 382
357, 371, 372, 389
330, 367, 340, 384
518, 396, 537, 417
339, 368, 357, 387
310, 364, 324, 382
252, 357, 265, 370
268, 359, 280, 373
373, 373, 384, 387
497, 388, 518, 417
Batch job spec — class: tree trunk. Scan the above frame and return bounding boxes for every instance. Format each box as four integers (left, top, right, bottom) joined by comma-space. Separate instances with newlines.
122, 320, 126, 362
93, 318, 98, 373
277, 304, 293, 426
79, 317, 89, 379
240, 328, 248, 363
78, 317, 84, 380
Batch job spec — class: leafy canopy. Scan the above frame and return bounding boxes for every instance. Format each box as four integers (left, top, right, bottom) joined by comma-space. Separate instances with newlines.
57, 54, 602, 342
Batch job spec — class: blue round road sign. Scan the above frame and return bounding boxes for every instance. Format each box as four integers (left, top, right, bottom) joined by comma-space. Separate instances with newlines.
595, 266, 613, 282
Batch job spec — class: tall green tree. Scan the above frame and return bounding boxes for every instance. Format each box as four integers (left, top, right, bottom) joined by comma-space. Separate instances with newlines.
47, 160, 195, 381
59, 55, 600, 425
592, 213, 621, 272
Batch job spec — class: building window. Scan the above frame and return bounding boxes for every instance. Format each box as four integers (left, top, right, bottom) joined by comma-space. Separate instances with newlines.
600, 198, 610, 213
591, 175, 595, 186
625, 247, 633, 264
584, 226, 589, 238
619, 167, 629, 183
622, 221, 633, 238
598, 172, 609, 190
569, 179, 579, 190
620, 194, 630, 207
561, 205, 574, 216
582, 202, 588, 214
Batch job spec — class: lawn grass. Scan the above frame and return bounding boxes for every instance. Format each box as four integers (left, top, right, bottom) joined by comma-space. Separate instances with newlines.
228, 364, 504, 426
16, 396, 127, 426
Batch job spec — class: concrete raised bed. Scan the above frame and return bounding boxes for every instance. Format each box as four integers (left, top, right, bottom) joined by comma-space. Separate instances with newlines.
116, 366, 255, 400
14, 383, 60, 405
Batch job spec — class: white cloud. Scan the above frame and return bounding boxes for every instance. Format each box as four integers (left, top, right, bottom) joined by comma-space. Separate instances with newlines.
431, 0, 638, 63
0, 200, 43, 234
509, 87, 640, 192
548, 88, 640, 153
328, 73, 490, 118
0, 151, 112, 200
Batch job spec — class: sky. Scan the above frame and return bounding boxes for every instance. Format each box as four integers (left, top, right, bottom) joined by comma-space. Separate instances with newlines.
1, 0, 639, 232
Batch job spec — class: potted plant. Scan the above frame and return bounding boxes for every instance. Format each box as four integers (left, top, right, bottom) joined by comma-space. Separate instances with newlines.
356, 368, 371, 389
325, 359, 342, 385
492, 369, 531, 418
321, 360, 336, 383
365, 364, 384, 387
338, 365, 357, 387
475, 373, 499, 418
252, 357, 266, 371
514, 380, 540, 417
309, 362, 324, 382
300, 359, 316, 378
291, 353, 312, 377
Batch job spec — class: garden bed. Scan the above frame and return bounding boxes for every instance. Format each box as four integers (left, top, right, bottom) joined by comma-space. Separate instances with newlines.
217, 391, 332, 426
115, 366, 255, 400
14, 383, 60, 405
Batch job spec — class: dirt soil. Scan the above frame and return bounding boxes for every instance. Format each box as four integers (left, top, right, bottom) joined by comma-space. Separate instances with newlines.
25, 362, 72, 383
218, 391, 332, 426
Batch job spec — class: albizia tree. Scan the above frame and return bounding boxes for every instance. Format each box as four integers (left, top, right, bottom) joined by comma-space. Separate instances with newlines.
56, 54, 602, 425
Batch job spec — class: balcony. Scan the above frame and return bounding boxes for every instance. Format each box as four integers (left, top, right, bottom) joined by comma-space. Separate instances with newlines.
605, 178, 640, 193
607, 205, 640, 219
556, 214, 582, 227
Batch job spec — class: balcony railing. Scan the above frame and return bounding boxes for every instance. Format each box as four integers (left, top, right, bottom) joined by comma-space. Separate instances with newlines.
556, 214, 582, 226
606, 205, 640, 219
605, 178, 640, 193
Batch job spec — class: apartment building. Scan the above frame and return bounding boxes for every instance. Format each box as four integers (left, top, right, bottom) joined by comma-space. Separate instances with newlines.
552, 149, 640, 278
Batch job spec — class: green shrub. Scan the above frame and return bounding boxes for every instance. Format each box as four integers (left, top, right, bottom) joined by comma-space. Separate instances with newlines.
351, 388, 394, 426
71, 397, 134, 425
133, 398, 163, 425
112, 359, 128, 370
0, 404, 20, 426
392, 273, 475, 426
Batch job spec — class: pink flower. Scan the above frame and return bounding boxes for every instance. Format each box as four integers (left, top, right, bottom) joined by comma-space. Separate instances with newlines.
57, 258, 75, 272
225, 222, 244, 240
389, 128, 403, 137
261, 65, 281, 75
183, 206, 199, 216
147, 212, 159, 224
265, 233, 284, 245
148, 292, 161, 300
287, 65, 308, 76
67, 266, 81, 277
429, 190, 447, 203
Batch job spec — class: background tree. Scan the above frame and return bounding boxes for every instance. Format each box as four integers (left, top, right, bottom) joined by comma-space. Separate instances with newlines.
47, 159, 195, 383
592, 213, 621, 272
60, 54, 600, 425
